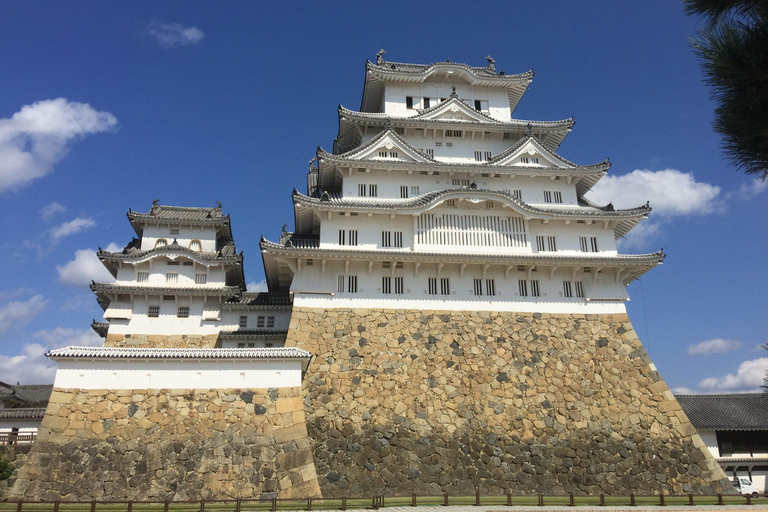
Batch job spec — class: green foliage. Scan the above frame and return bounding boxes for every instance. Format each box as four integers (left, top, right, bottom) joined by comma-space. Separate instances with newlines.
685, 0, 768, 179
0, 452, 13, 481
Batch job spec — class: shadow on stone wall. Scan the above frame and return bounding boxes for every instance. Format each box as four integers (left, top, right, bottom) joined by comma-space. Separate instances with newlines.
286, 308, 733, 497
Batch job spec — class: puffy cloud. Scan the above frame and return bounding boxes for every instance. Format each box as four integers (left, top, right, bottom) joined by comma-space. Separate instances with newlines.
0, 344, 56, 384
39, 202, 67, 221
148, 21, 205, 48
671, 386, 694, 394
698, 357, 768, 392
56, 243, 120, 286
49, 217, 96, 241
0, 98, 117, 193
33, 327, 102, 348
0, 328, 102, 384
587, 169, 724, 249
0, 293, 48, 334
589, 169, 724, 216
687, 338, 742, 356
737, 178, 768, 200
246, 280, 268, 292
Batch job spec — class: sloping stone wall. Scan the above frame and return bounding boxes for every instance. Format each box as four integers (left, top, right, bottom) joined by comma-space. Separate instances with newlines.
285, 307, 732, 497
104, 333, 220, 348
6, 387, 320, 501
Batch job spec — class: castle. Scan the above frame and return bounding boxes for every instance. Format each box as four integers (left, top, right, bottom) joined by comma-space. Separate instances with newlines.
6, 53, 733, 500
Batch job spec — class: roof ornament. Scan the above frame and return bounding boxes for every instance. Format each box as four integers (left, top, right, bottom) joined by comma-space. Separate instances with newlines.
282, 224, 288, 234
449, 85, 458, 99
469, 182, 477, 189
320, 191, 330, 202
605, 202, 615, 212
446, 58, 450, 63
309, 157, 316, 169
216, 201, 222, 209
485, 55, 495, 70
385, 117, 393, 131
526, 122, 533, 138
376, 49, 386, 65
153, 199, 159, 206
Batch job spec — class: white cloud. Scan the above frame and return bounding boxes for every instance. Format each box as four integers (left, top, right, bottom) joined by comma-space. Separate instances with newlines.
687, 338, 742, 356
0, 294, 48, 334
737, 178, 768, 200
33, 327, 102, 349
588, 168, 723, 216
698, 357, 768, 392
671, 386, 694, 394
246, 280, 268, 292
49, 217, 96, 241
0, 98, 117, 193
39, 202, 67, 221
56, 243, 120, 286
0, 344, 57, 384
617, 221, 662, 250
0, 328, 101, 384
148, 21, 205, 48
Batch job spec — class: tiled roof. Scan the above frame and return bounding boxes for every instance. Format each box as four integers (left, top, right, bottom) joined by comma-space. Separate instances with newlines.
128, 202, 229, 224
47, 346, 311, 360
338, 104, 574, 129
12, 384, 53, 404
219, 329, 289, 338
90, 283, 242, 297
293, 188, 649, 219
0, 408, 46, 420
98, 243, 242, 263
676, 393, 768, 431
91, 320, 109, 338
261, 239, 664, 263
369, 59, 533, 82
224, 292, 293, 307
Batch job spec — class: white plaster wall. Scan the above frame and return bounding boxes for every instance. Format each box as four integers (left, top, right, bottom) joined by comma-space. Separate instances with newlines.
290, 260, 628, 314
141, 225, 221, 252
341, 167, 579, 206
220, 337, 286, 349
318, 209, 618, 256
699, 430, 720, 458
0, 420, 41, 434
115, 259, 228, 286
52, 359, 305, 389
383, 83, 511, 121
220, 310, 292, 331
107, 296, 223, 335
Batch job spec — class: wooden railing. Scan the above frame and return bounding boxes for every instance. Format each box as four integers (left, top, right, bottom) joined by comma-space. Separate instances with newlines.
0, 433, 36, 446
0, 490, 763, 510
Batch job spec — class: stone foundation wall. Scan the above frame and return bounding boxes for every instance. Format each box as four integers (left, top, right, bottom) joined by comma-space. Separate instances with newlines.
6, 387, 320, 501
286, 307, 732, 497
104, 333, 220, 348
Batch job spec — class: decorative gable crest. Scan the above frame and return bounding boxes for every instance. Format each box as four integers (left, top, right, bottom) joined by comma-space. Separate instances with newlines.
416, 97, 495, 124
337, 129, 435, 163
490, 136, 575, 168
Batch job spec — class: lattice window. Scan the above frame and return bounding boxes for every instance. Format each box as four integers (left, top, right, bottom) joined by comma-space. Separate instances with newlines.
547, 236, 557, 252
445, 130, 462, 137
518, 280, 528, 297
416, 214, 527, 248
177, 307, 189, 318
513, 189, 522, 200
531, 280, 540, 297
339, 230, 358, 245
536, 236, 545, 252
137, 272, 149, 283
544, 191, 553, 203
267, 316, 274, 328
440, 278, 450, 295
554, 191, 562, 203
575, 281, 584, 298
400, 186, 409, 198
257, 316, 265, 328
195, 274, 207, 284
394, 277, 404, 295
473, 279, 483, 296
428, 278, 437, 295
382, 276, 392, 294
166, 273, 178, 284
452, 179, 470, 186
148, 306, 159, 318
563, 281, 573, 298
486, 279, 496, 296
239, 316, 247, 328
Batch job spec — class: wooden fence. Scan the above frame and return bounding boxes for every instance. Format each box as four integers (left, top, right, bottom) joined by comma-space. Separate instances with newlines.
0, 490, 763, 511
0, 433, 36, 446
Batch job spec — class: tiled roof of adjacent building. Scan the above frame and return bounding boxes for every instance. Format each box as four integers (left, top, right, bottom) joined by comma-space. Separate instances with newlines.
223, 292, 293, 308
90, 283, 243, 297
0, 381, 53, 406
0, 408, 46, 420
675, 393, 768, 431
47, 346, 311, 360
98, 243, 243, 264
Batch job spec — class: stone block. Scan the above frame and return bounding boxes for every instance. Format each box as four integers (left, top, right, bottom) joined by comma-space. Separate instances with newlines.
276, 396, 304, 414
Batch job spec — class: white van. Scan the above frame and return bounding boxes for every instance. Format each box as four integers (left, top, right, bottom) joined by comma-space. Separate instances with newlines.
734, 477, 761, 498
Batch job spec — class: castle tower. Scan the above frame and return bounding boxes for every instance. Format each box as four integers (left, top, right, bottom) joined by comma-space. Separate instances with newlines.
263, 54, 732, 496
7, 203, 319, 501
92, 201, 291, 348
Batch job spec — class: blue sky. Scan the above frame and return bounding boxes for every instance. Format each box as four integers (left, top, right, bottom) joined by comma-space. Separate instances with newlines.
0, 2, 766, 390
